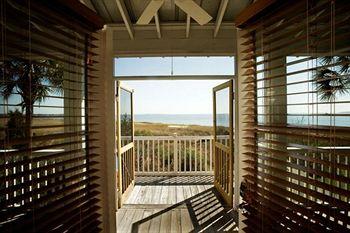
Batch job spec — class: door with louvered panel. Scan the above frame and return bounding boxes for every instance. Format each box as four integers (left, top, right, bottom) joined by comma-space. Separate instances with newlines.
212, 80, 234, 207
0, 1, 102, 231
236, 0, 350, 231
116, 81, 135, 207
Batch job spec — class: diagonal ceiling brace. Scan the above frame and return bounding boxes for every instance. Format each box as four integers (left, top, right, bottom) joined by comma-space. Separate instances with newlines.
175, 0, 212, 26
136, 0, 165, 25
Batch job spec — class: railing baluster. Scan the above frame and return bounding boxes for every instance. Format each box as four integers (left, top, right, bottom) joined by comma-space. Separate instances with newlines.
205, 139, 207, 172
162, 140, 165, 172
178, 139, 180, 172
157, 139, 160, 172
174, 137, 178, 172
188, 139, 192, 172
141, 140, 144, 172
210, 138, 213, 171
179, 140, 182, 172
147, 140, 150, 172
168, 139, 170, 172
199, 139, 202, 172
183, 140, 185, 171
152, 140, 155, 172
137, 140, 139, 172
184, 140, 186, 172
195, 139, 197, 172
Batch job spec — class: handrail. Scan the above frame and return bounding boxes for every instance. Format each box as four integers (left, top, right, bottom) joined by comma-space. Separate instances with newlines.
121, 135, 229, 140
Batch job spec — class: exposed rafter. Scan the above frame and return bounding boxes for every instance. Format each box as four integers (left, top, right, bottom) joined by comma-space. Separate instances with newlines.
214, 0, 228, 38
155, 12, 161, 39
116, 0, 134, 40
185, 15, 190, 38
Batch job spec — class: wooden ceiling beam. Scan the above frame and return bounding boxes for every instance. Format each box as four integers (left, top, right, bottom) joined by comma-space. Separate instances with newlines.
110, 22, 235, 31
214, 0, 228, 38
234, 0, 281, 28
116, 0, 134, 39
43, 0, 104, 30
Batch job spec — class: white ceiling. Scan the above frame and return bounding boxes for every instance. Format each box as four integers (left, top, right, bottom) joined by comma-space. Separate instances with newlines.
81, 0, 251, 56
83, 0, 251, 25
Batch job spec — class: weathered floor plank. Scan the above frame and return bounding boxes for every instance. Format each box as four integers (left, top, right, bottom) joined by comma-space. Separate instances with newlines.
148, 209, 162, 233
181, 208, 194, 232
159, 209, 172, 233
137, 209, 153, 232
171, 208, 182, 233
116, 175, 237, 233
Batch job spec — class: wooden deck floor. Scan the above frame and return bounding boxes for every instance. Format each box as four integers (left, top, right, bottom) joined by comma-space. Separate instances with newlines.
116, 176, 238, 233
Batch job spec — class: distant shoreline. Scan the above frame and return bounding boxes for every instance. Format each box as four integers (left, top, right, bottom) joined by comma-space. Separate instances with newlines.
135, 114, 213, 127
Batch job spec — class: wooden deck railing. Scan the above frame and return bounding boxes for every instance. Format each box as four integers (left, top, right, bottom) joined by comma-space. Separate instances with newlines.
125, 135, 229, 175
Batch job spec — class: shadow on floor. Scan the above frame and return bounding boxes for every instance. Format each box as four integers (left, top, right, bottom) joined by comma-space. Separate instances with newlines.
135, 175, 214, 186
130, 187, 238, 233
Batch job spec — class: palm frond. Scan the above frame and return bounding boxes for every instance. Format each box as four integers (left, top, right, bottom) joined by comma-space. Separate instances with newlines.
313, 68, 349, 101
336, 56, 350, 74
319, 56, 333, 65
1, 81, 17, 99
0, 58, 64, 107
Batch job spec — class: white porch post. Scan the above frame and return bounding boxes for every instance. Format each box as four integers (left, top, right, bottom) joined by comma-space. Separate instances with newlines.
89, 26, 116, 233
235, 27, 251, 232
103, 25, 117, 233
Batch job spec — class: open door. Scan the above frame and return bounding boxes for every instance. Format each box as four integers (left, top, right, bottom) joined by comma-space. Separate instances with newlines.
213, 80, 234, 207
116, 81, 135, 208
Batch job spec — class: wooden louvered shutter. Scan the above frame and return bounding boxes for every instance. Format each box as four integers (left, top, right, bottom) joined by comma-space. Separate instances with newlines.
0, 0, 103, 232
237, 0, 350, 232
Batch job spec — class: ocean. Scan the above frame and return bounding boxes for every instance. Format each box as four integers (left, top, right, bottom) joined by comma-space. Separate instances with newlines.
135, 114, 350, 127
135, 114, 213, 126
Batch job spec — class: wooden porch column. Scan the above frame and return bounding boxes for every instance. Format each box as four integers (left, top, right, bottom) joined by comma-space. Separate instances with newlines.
89, 26, 117, 233
235, 27, 254, 232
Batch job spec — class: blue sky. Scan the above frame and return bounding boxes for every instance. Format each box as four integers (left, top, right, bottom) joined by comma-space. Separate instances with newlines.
2, 56, 349, 120
121, 80, 228, 114
115, 57, 234, 114
115, 57, 234, 76
0, 57, 233, 115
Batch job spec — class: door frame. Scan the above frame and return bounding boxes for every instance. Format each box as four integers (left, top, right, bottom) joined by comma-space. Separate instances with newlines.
213, 79, 234, 207
115, 81, 135, 208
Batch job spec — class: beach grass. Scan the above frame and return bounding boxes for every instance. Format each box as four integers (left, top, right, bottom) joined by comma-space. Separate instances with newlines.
134, 122, 213, 136
0, 117, 213, 148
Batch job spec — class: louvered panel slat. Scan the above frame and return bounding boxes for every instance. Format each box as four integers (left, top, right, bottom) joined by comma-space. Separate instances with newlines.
243, 175, 336, 232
